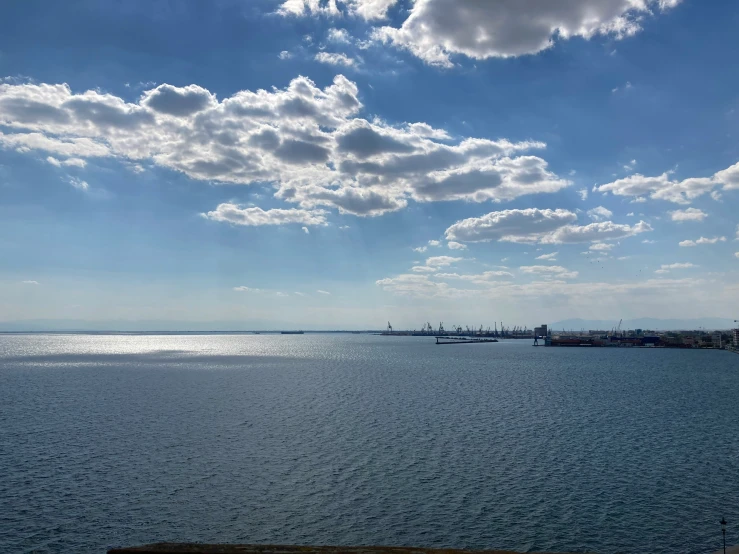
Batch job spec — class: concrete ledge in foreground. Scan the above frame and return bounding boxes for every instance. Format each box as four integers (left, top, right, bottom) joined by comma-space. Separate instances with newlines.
108, 544, 575, 554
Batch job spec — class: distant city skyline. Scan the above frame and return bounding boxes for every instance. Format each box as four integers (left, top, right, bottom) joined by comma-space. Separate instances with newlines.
2, 0, 739, 329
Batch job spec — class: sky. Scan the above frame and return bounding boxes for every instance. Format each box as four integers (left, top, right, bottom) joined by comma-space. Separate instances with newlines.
1, 0, 739, 330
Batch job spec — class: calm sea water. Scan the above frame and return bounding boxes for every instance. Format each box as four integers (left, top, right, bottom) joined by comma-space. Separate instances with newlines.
1, 334, 738, 554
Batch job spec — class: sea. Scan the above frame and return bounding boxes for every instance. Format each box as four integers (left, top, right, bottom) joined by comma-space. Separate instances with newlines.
1, 333, 738, 554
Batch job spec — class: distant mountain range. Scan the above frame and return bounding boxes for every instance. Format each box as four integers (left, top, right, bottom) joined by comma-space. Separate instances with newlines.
548, 318, 736, 331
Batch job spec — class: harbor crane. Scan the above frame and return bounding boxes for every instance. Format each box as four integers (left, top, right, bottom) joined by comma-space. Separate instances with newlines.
387, 321, 393, 334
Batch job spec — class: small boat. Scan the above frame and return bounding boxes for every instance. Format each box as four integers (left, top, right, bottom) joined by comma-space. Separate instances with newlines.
281, 330, 305, 335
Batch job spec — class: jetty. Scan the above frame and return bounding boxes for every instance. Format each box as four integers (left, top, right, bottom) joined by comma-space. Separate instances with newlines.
436, 336, 498, 345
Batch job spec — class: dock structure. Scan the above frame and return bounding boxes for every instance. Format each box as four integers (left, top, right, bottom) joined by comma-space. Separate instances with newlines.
435, 336, 498, 345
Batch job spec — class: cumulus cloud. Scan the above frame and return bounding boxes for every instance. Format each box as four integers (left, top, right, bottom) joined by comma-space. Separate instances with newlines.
445, 208, 650, 244
327, 28, 351, 43
669, 208, 707, 222
589, 242, 614, 251
424, 255, 463, 268
47, 156, 86, 168
370, 0, 682, 66
587, 206, 613, 221
535, 252, 558, 261
435, 270, 514, 282
279, 0, 396, 20
542, 220, 652, 244
577, 188, 588, 201
679, 236, 726, 247
714, 162, 739, 190
447, 241, 467, 250
141, 84, 217, 117
314, 52, 356, 67
67, 177, 89, 191
279, 51, 293, 60
0, 77, 573, 219
413, 246, 428, 253
445, 208, 577, 243
519, 265, 578, 279
302, 226, 310, 234
596, 172, 716, 204
654, 262, 696, 275
22, 280, 40, 285
202, 204, 327, 226
597, 160, 739, 204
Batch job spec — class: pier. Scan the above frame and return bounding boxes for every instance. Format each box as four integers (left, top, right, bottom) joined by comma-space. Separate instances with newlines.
436, 336, 498, 345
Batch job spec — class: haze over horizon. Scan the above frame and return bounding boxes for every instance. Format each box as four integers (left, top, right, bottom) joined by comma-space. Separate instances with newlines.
2, 0, 739, 328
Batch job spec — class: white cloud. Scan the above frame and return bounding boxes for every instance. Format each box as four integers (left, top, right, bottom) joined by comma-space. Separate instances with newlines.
447, 241, 467, 250
413, 246, 428, 253
302, 226, 310, 234
445, 208, 577, 243
714, 161, 739, 190
427, 239, 441, 247
661, 262, 697, 270
202, 204, 327, 226
279, 0, 396, 20
279, 50, 293, 60
587, 206, 613, 221
327, 28, 351, 43
626, 212, 634, 216
642, 239, 656, 244
435, 270, 514, 282
411, 265, 436, 273
233, 286, 263, 292
623, 159, 637, 170
369, 0, 681, 66
425, 255, 463, 268
542, 220, 651, 244
519, 265, 578, 279
315, 52, 356, 67
0, 77, 570, 218
535, 252, 558, 261
598, 159, 739, 204
276, 292, 289, 297
22, 280, 39, 285
445, 207, 650, 244
317, 289, 331, 294
577, 188, 588, 201
735, 252, 739, 259
67, 177, 89, 191
589, 242, 614, 251
679, 236, 726, 247
669, 208, 707, 222
294, 291, 307, 296
596, 172, 716, 204
47, 156, 87, 168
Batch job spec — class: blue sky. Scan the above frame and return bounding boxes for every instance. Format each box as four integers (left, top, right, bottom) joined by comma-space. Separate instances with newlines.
1, 0, 739, 329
